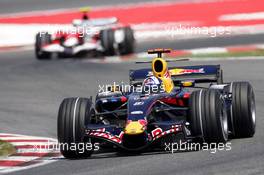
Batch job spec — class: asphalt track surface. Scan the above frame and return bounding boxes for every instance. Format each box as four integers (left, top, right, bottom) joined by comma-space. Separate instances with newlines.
0, 45, 264, 175
0, 0, 181, 14
138, 33, 264, 51
0, 0, 149, 14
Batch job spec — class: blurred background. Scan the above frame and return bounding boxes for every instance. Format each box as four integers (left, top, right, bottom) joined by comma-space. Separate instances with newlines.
0, 0, 263, 55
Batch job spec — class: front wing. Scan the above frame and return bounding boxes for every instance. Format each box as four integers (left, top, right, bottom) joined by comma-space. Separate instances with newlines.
85, 121, 186, 151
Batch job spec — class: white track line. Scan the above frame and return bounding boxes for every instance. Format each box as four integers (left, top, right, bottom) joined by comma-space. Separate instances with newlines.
10, 142, 57, 146
0, 133, 57, 141
220, 11, 264, 21
0, 137, 55, 140
0, 133, 61, 174
256, 44, 264, 49
0, 156, 40, 162
189, 48, 228, 55
16, 149, 60, 154
0, 0, 217, 18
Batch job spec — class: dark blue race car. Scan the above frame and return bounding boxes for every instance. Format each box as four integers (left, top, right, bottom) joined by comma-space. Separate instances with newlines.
57, 48, 256, 158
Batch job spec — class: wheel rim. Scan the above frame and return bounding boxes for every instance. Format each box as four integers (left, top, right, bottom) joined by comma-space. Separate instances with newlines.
220, 103, 228, 140
251, 94, 256, 127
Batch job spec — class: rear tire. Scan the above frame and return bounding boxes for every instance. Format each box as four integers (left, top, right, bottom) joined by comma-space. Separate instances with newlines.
229, 82, 256, 138
35, 32, 52, 60
189, 89, 228, 143
57, 97, 94, 159
100, 29, 115, 56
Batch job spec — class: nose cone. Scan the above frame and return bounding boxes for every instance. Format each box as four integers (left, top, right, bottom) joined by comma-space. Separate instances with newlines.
124, 121, 146, 135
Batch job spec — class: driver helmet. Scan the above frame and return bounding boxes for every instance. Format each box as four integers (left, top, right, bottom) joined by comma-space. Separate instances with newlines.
142, 76, 163, 94
82, 13, 89, 20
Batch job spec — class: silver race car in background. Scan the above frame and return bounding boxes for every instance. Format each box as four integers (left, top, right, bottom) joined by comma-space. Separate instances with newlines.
35, 12, 135, 59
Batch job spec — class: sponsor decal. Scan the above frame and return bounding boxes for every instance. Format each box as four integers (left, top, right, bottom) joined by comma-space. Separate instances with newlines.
131, 111, 144, 115
133, 101, 144, 106
151, 125, 181, 141
170, 68, 205, 75
102, 99, 108, 103
111, 98, 118, 102
88, 131, 122, 144
138, 119, 148, 126
118, 131, 124, 140
164, 70, 170, 78
151, 128, 163, 138
95, 128, 106, 132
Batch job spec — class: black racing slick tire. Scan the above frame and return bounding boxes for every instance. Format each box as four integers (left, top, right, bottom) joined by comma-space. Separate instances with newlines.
118, 26, 135, 55
35, 32, 52, 60
100, 29, 115, 56
229, 82, 256, 138
189, 89, 228, 143
57, 97, 94, 159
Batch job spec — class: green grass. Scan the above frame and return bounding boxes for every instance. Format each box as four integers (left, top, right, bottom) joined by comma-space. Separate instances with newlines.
0, 140, 16, 157
186, 49, 264, 58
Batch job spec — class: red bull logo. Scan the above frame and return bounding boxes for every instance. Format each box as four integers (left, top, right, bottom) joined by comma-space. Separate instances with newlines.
170, 68, 205, 76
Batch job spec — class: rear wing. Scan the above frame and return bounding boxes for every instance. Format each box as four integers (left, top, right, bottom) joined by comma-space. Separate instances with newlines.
129, 65, 222, 85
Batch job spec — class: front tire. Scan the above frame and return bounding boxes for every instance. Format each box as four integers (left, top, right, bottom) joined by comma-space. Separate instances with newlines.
229, 82, 256, 138
35, 32, 52, 60
189, 89, 228, 143
57, 97, 94, 159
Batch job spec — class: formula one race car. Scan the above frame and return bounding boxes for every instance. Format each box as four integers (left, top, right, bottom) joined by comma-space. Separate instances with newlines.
57, 48, 256, 158
35, 11, 134, 60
